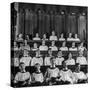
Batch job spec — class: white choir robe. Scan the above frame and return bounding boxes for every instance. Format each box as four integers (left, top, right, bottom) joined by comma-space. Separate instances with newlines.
55, 57, 64, 65
49, 46, 58, 51
69, 47, 78, 51
49, 36, 58, 41
19, 46, 25, 51
18, 38, 23, 41
13, 46, 18, 51
24, 45, 30, 50
13, 57, 19, 67
31, 48, 38, 51
32, 72, 44, 83
39, 45, 48, 51
42, 38, 48, 41
86, 73, 88, 78
46, 67, 60, 78
31, 57, 43, 66
65, 59, 75, 65
76, 56, 87, 65
59, 47, 68, 51
60, 69, 73, 83
73, 38, 80, 42
73, 71, 87, 82
44, 57, 51, 66
78, 46, 85, 52
67, 38, 74, 41
59, 38, 65, 41
14, 72, 31, 82
33, 37, 41, 40
20, 56, 32, 66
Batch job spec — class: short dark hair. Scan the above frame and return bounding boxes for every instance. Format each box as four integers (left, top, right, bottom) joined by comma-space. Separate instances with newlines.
19, 62, 25, 66
62, 61, 67, 67
48, 48, 51, 51
35, 63, 40, 66
75, 63, 80, 67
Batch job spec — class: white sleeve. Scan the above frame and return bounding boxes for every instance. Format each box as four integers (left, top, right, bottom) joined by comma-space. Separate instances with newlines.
14, 73, 19, 83
57, 68, 60, 75
41, 73, 44, 82
44, 57, 47, 66
39, 46, 41, 50
28, 46, 30, 50
69, 70, 73, 77
20, 58, 23, 62
49, 36, 51, 40
31, 58, 34, 66
29, 72, 31, 82
59, 70, 63, 76
29, 57, 32, 66
46, 46, 48, 50
31, 73, 35, 82
84, 57, 87, 65
47, 68, 50, 78
33, 38, 35, 40
73, 59, 75, 65
56, 36, 58, 40
76, 57, 79, 63
72, 72, 78, 82
40, 57, 43, 66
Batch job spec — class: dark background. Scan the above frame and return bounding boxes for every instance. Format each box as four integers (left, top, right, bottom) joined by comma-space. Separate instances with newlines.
11, 2, 88, 44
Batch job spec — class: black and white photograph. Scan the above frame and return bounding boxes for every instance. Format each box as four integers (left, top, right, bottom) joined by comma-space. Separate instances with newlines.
11, 2, 88, 88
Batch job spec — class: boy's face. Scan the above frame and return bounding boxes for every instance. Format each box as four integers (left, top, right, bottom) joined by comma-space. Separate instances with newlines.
51, 59, 56, 67
48, 50, 52, 55
62, 42, 65, 47
52, 41, 55, 46
79, 51, 83, 56
82, 12, 85, 15
36, 64, 40, 70
81, 43, 83, 46
69, 33, 72, 38
19, 34, 22, 38
52, 31, 55, 36
76, 65, 80, 72
25, 40, 27, 45
75, 34, 77, 38
34, 43, 37, 48
26, 35, 29, 38
20, 63, 25, 71
58, 51, 62, 57
61, 34, 63, 38
43, 34, 46, 38
72, 42, 75, 47
23, 50, 28, 56
14, 42, 17, 46
63, 62, 67, 69
42, 41, 45, 45
68, 53, 72, 58
36, 33, 39, 37
20, 43, 23, 47
36, 50, 40, 56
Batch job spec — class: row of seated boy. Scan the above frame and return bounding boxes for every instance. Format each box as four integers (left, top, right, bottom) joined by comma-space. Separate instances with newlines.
13, 51, 83, 59
11, 49, 87, 75
11, 57, 88, 87
11, 63, 88, 78
17, 31, 80, 41
12, 40, 87, 59
13, 39, 87, 52
12, 49, 87, 68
